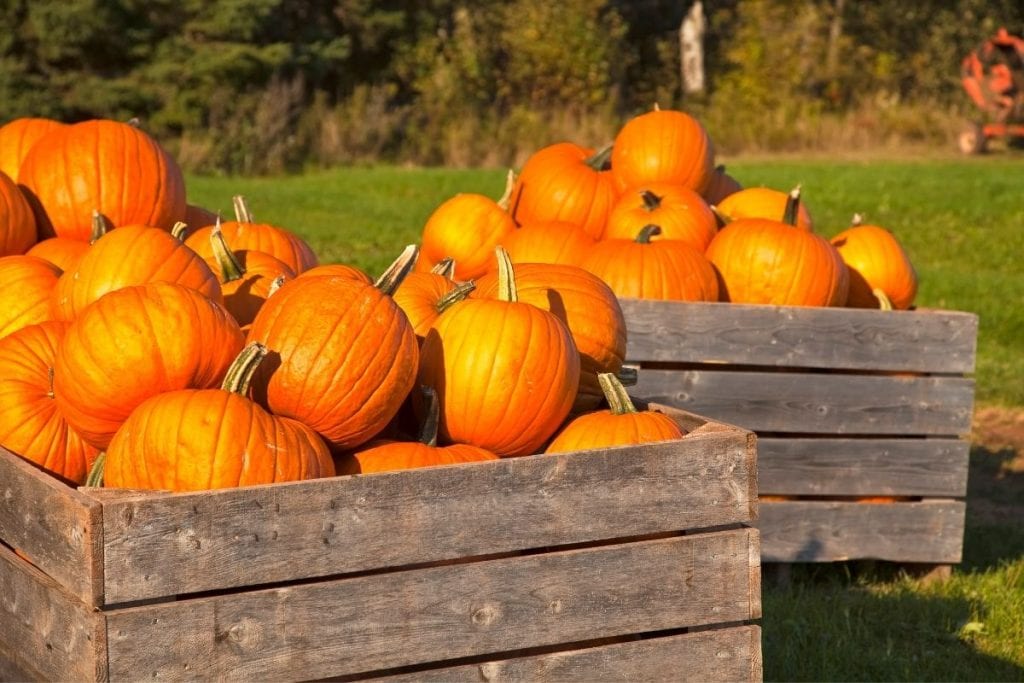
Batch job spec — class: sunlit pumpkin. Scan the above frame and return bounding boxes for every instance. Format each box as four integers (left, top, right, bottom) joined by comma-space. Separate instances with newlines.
604, 182, 717, 251
610, 107, 715, 195
831, 216, 918, 310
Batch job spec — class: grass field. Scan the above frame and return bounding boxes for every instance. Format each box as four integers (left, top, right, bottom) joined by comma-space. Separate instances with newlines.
186, 158, 1024, 681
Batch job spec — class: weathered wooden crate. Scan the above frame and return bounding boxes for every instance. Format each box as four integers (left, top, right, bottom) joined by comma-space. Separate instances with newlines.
621, 299, 977, 571
0, 406, 761, 682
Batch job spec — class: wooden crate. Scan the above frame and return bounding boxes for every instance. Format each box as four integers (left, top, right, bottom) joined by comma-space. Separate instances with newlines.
621, 299, 977, 569
0, 406, 761, 682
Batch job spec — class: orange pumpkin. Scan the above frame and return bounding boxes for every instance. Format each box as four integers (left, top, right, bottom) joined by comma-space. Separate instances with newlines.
581, 226, 720, 302
0, 117, 67, 180
610, 107, 715, 195
104, 343, 334, 491
509, 143, 618, 240
26, 237, 90, 272
499, 219, 596, 268
418, 248, 580, 457
0, 255, 60, 340
546, 373, 684, 453
0, 170, 35, 256
715, 186, 814, 232
54, 282, 245, 448
831, 217, 918, 310
204, 224, 296, 326
0, 321, 99, 484
184, 203, 219, 230
393, 269, 474, 339
604, 182, 717, 251
18, 119, 186, 240
702, 165, 743, 206
298, 263, 372, 284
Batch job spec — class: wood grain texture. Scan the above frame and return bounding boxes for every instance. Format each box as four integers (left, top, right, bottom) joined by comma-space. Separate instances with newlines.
0, 544, 105, 682
98, 416, 755, 604
757, 500, 965, 563
621, 299, 978, 373
374, 626, 763, 682
632, 370, 975, 436
104, 529, 759, 681
757, 437, 970, 496
0, 447, 103, 606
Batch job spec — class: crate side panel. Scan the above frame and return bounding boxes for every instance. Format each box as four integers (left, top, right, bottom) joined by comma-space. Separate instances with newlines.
621, 299, 978, 373
758, 437, 970, 497
757, 501, 965, 563
375, 625, 763, 682
101, 428, 754, 604
633, 370, 975, 435
105, 529, 758, 681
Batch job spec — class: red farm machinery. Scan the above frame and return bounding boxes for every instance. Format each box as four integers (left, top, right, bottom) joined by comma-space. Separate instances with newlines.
959, 27, 1024, 153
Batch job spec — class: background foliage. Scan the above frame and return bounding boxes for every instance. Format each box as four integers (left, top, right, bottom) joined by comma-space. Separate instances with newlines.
4, 0, 1024, 173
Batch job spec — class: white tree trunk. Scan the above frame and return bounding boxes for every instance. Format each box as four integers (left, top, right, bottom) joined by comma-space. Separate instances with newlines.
680, 1, 705, 94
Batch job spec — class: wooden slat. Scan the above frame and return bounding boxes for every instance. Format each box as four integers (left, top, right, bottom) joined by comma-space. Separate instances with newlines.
374, 626, 763, 682
758, 437, 970, 497
0, 544, 105, 682
757, 500, 965, 563
621, 299, 978, 373
632, 370, 975, 436
97, 417, 755, 604
0, 448, 103, 606
104, 529, 758, 681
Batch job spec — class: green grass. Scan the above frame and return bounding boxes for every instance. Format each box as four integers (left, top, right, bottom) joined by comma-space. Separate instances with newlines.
187, 160, 1024, 681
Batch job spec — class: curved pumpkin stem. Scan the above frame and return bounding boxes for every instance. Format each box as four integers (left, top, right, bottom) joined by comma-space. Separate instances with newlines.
653, 102, 661, 111
418, 385, 441, 447
495, 246, 518, 303
496, 169, 517, 211
598, 372, 638, 415
89, 210, 110, 244
431, 257, 456, 279
873, 288, 894, 311
585, 144, 614, 172
635, 225, 662, 244
851, 213, 864, 227
210, 222, 246, 283
267, 275, 287, 298
232, 195, 255, 223
222, 342, 270, 395
170, 221, 189, 241
640, 190, 663, 212
85, 452, 105, 488
436, 281, 476, 314
375, 245, 419, 295
709, 204, 730, 228
782, 185, 802, 226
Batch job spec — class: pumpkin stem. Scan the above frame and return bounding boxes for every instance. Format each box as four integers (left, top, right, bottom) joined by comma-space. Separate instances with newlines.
782, 185, 802, 226
85, 452, 105, 488
616, 365, 638, 387
585, 144, 614, 172
375, 245, 419, 295
222, 343, 269, 395
635, 225, 662, 244
873, 288, 894, 311
210, 222, 246, 283
851, 213, 864, 227
418, 385, 441, 447
496, 169, 516, 210
431, 257, 456, 279
709, 204, 730, 228
598, 372, 638, 415
653, 102, 661, 111
640, 190, 663, 212
170, 221, 189, 241
436, 281, 476, 314
267, 275, 287, 298
46, 366, 55, 399
232, 195, 254, 223
89, 210, 110, 244
495, 246, 518, 303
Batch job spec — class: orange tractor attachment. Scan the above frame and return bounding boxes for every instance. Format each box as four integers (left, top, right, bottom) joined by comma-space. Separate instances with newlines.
959, 27, 1024, 153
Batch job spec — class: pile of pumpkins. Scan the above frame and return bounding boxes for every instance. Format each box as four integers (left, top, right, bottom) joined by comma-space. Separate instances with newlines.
0, 116, 686, 493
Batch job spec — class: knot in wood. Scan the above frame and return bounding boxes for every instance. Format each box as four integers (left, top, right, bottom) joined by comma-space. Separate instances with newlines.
471, 604, 499, 626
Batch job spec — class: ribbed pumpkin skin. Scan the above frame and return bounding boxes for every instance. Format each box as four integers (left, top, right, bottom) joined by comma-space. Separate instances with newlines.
701, 167, 743, 206
54, 282, 245, 449
17, 119, 186, 240
0, 171, 35, 256
418, 298, 580, 457
247, 275, 419, 450
184, 203, 218, 230
610, 110, 715, 195
831, 225, 918, 310
545, 409, 684, 454
53, 225, 222, 320
472, 263, 626, 412
418, 194, 516, 279
581, 239, 720, 302
26, 237, 90, 272
299, 263, 372, 283
0, 321, 99, 484
393, 271, 458, 337
0, 118, 67, 180
716, 187, 814, 232
605, 183, 718, 251
510, 143, 618, 240
336, 440, 498, 475
706, 219, 849, 307
499, 220, 596, 268
185, 221, 318, 274
105, 389, 334, 491
205, 250, 295, 326
0, 255, 60, 340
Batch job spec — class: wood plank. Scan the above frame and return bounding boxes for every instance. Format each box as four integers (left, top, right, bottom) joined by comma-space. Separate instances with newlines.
758, 437, 970, 496
757, 500, 965, 563
373, 626, 762, 682
104, 529, 758, 681
0, 447, 103, 606
621, 299, 978, 373
99, 420, 756, 604
0, 544, 105, 682
632, 370, 975, 436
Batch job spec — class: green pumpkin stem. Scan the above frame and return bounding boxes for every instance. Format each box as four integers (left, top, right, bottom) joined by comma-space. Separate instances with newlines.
374, 245, 419, 295
210, 221, 246, 283
267, 275, 286, 298
635, 225, 662, 244
85, 452, 105, 488
585, 144, 614, 172
418, 385, 441, 447
170, 221, 189, 241
495, 246, 518, 302
431, 257, 456, 279
436, 281, 476, 314
709, 204, 730, 228
616, 365, 638, 387
851, 213, 864, 227
89, 210, 110, 244
222, 343, 269, 395
598, 372, 638, 415
873, 288, 894, 311
640, 190, 663, 212
782, 185, 802, 226
232, 195, 254, 223
496, 169, 516, 211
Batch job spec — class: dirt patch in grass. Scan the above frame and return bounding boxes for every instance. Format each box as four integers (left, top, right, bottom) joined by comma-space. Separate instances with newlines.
969, 406, 1024, 526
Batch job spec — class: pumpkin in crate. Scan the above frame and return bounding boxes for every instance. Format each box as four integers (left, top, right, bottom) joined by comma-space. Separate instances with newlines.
299, 263, 372, 284
831, 215, 918, 310
604, 182, 718, 252
499, 219, 596, 268
0, 117, 67, 180
715, 185, 814, 232
102, 343, 334, 491
183, 203, 218, 230
0, 255, 61, 340
0, 170, 36, 256
702, 164, 743, 206
610, 107, 715, 195
393, 259, 475, 339
26, 237, 90, 273
204, 223, 295, 326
